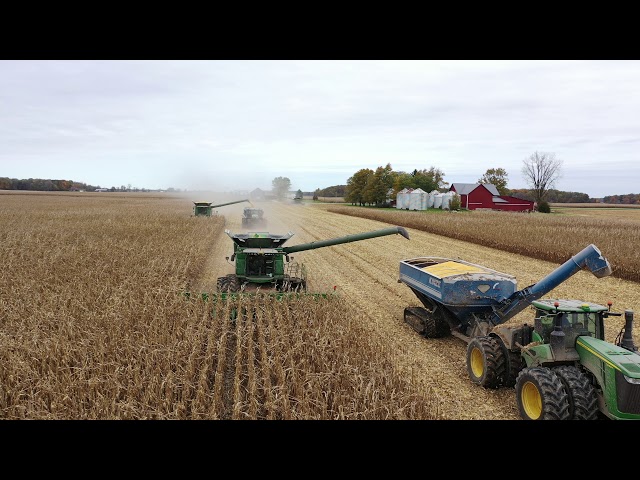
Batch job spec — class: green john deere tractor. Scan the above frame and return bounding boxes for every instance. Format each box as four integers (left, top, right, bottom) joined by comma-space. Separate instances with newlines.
512, 299, 639, 420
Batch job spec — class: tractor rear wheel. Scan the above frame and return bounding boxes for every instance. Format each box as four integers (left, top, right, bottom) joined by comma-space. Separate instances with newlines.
515, 367, 571, 420
503, 348, 525, 388
466, 336, 506, 389
553, 365, 599, 420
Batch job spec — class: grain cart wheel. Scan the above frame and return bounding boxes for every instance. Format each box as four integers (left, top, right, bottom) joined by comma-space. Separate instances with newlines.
515, 367, 571, 420
404, 307, 450, 338
553, 365, 599, 420
428, 308, 451, 338
466, 336, 506, 389
404, 307, 428, 335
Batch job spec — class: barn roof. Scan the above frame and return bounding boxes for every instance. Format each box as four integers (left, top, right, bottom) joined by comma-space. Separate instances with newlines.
450, 183, 500, 196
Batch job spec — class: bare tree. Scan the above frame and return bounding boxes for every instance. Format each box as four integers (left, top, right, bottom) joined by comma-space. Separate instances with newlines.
521, 151, 563, 204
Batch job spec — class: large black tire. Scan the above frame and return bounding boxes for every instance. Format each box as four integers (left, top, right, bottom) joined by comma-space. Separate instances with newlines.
554, 365, 599, 420
466, 336, 506, 389
515, 367, 571, 420
216, 276, 228, 292
228, 275, 240, 292
503, 348, 525, 388
217, 274, 240, 292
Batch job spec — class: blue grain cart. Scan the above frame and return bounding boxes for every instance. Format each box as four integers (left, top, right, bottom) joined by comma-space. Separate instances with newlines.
398, 244, 640, 420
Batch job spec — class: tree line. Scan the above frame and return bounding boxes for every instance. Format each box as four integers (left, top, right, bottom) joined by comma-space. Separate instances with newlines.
325, 152, 639, 207
0, 177, 94, 191
0, 177, 169, 193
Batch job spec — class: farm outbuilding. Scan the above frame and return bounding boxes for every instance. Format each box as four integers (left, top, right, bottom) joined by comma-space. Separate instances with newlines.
449, 183, 535, 212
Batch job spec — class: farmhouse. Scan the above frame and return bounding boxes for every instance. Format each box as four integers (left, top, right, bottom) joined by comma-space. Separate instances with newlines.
449, 183, 535, 212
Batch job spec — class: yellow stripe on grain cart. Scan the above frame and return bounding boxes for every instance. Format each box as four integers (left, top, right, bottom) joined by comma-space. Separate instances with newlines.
422, 261, 487, 278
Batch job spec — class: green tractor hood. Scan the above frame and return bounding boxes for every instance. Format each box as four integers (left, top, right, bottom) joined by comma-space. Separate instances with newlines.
576, 335, 640, 378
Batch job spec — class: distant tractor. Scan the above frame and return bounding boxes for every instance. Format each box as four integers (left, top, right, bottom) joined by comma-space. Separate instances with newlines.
241, 207, 266, 228
192, 199, 250, 217
293, 190, 303, 202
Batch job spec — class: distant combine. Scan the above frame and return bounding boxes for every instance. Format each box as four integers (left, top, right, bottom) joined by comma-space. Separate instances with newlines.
191, 199, 250, 217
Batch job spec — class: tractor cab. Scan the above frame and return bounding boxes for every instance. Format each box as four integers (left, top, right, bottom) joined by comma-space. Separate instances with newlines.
531, 299, 608, 344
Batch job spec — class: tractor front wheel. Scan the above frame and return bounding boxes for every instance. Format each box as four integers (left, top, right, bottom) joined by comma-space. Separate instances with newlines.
466, 336, 506, 389
515, 367, 571, 420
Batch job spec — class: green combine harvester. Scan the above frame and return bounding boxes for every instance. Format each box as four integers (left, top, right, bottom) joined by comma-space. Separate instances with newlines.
192, 199, 250, 217
213, 226, 410, 296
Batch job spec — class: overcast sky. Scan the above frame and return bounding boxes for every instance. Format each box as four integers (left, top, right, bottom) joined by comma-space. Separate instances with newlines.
1, 60, 638, 198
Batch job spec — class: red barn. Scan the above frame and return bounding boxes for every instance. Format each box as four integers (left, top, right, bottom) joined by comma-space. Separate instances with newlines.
449, 183, 535, 212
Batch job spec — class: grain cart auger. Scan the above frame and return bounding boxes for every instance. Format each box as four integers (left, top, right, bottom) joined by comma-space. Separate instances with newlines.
192, 199, 251, 217
216, 226, 410, 294
398, 244, 640, 420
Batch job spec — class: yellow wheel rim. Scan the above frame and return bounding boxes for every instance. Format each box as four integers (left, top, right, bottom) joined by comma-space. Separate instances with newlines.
521, 381, 542, 419
470, 347, 484, 379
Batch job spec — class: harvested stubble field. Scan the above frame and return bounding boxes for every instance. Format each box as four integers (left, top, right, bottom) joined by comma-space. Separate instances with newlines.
325, 205, 640, 283
1, 191, 638, 420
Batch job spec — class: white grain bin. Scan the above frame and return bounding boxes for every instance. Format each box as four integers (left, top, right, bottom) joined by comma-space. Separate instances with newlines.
426, 193, 435, 208
396, 188, 410, 209
441, 191, 454, 210
428, 190, 440, 209
408, 188, 427, 210
433, 193, 444, 209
